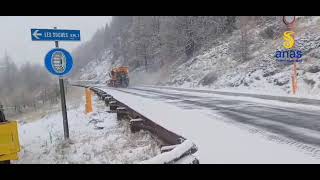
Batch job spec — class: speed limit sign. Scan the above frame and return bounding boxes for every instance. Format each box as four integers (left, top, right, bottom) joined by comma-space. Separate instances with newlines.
283, 16, 296, 26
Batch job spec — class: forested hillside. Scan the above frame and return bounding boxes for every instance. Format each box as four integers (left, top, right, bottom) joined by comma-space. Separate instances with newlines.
73, 16, 282, 74
0, 53, 62, 116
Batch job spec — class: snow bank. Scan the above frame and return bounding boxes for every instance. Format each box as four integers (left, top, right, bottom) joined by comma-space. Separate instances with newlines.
140, 140, 196, 164
16, 94, 160, 164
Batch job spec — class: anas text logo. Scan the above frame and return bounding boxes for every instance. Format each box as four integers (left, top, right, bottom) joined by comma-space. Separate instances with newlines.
275, 50, 303, 59
283, 31, 295, 49
275, 31, 303, 63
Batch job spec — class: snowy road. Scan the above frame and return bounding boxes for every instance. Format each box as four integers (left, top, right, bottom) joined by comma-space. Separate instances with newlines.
96, 85, 320, 163
121, 86, 320, 147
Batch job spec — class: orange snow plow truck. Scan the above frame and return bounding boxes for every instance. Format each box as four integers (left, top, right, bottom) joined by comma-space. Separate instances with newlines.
107, 66, 129, 88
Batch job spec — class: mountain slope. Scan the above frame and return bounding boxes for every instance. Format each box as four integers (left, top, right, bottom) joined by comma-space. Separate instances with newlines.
77, 16, 320, 98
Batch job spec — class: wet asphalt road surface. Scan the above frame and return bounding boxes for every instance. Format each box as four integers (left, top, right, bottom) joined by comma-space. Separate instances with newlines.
109, 86, 320, 147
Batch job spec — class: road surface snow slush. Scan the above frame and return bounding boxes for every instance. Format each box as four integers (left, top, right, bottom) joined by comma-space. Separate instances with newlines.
16, 94, 160, 164
97, 85, 320, 164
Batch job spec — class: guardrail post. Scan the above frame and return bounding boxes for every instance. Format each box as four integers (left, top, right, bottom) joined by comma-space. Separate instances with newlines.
109, 101, 118, 112
116, 107, 127, 120
104, 97, 112, 106
130, 118, 145, 133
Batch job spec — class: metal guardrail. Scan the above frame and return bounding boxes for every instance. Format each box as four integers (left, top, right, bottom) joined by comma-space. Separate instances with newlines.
72, 84, 199, 164
88, 85, 185, 145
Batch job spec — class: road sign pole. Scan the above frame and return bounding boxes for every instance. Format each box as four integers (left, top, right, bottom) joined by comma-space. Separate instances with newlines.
55, 27, 70, 140
59, 78, 69, 139
283, 16, 298, 95
293, 23, 298, 94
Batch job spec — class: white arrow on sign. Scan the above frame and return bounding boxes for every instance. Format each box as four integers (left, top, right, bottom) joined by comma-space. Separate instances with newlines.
32, 30, 42, 39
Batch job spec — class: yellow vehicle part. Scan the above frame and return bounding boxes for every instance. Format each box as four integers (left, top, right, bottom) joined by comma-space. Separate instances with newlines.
0, 121, 20, 161
0, 152, 19, 161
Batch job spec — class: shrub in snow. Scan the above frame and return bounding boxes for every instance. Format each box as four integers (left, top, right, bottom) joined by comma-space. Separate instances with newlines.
274, 78, 289, 86
303, 78, 316, 87
259, 25, 282, 40
262, 69, 278, 78
199, 71, 218, 86
307, 66, 320, 73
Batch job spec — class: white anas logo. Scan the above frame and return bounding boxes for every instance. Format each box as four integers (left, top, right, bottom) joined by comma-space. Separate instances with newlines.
51, 51, 67, 73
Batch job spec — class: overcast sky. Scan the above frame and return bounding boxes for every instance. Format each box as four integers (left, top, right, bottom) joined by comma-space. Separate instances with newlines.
0, 16, 112, 66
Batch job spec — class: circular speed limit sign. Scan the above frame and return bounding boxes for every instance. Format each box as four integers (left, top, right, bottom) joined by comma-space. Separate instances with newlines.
283, 16, 296, 25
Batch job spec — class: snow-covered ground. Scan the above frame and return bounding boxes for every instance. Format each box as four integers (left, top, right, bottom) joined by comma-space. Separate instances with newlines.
72, 16, 320, 164
76, 17, 320, 100
101, 87, 320, 164
15, 90, 160, 164
166, 16, 320, 99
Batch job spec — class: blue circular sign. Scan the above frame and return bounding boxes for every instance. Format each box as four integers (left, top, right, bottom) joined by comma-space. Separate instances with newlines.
44, 48, 73, 78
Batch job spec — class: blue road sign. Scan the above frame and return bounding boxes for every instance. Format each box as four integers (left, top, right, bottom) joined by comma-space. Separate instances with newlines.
44, 48, 74, 78
31, 29, 80, 41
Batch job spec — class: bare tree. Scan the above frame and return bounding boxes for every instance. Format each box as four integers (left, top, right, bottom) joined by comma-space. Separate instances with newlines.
0, 53, 60, 116
72, 16, 242, 76
239, 16, 250, 62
